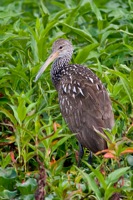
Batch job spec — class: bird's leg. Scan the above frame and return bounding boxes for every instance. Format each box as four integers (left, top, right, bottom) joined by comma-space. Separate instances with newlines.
77, 142, 84, 167
88, 151, 93, 165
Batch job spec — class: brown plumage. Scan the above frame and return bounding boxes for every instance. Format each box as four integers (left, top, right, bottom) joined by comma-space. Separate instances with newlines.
34, 39, 114, 158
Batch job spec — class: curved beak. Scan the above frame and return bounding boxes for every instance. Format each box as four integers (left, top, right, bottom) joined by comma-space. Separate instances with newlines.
34, 51, 59, 82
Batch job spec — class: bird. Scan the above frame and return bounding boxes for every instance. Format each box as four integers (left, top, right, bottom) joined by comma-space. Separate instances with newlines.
34, 38, 114, 165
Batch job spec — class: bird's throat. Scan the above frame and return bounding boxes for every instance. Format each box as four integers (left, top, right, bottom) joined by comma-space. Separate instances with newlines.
51, 57, 70, 89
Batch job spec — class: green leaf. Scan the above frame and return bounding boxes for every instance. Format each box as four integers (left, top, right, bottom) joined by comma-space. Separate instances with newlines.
17, 97, 27, 122
75, 43, 99, 63
19, 194, 35, 200
127, 155, 133, 166
106, 167, 130, 185
9, 104, 21, 125
0, 107, 17, 125
0, 168, 17, 190
61, 23, 97, 43
120, 77, 133, 105
130, 70, 133, 88
0, 190, 17, 199
124, 43, 133, 51
107, 69, 133, 104
87, 164, 107, 190
0, 154, 11, 168
76, 167, 102, 200
89, 0, 103, 21
40, 0, 49, 15
51, 134, 74, 154
104, 186, 119, 200
16, 178, 37, 195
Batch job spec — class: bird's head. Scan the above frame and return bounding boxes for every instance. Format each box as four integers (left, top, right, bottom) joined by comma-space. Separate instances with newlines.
34, 39, 73, 82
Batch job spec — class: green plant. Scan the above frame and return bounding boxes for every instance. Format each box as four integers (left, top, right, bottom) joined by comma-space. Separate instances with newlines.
0, 0, 133, 199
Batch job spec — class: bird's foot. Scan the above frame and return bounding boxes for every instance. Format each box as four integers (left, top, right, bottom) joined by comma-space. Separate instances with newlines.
88, 151, 93, 165
77, 142, 84, 167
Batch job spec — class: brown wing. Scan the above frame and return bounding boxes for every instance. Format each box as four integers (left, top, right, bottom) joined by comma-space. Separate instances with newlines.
58, 65, 114, 153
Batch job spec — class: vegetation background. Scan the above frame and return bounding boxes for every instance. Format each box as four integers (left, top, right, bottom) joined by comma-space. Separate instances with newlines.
0, 0, 133, 199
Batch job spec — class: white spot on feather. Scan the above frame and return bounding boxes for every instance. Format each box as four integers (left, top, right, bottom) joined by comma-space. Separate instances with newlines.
89, 77, 94, 83
70, 105, 72, 110
68, 84, 71, 90
73, 86, 76, 93
80, 100, 82, 105
62, 98, 65, 105
72, 93, 75, 98
69, 75, 72, 81
65, 107, 68, 114
96, 84, 100, 90
63, 85, 67, 93
78, 87, 84, 96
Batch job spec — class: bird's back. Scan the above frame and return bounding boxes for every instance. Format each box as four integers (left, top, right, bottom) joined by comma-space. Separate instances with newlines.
56, 64, 114, 153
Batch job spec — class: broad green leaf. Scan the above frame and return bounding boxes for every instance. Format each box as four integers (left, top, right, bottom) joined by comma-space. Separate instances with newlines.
104, 186, 119, 200
64, 7, 79, 28
107, 69, 133, 104
51, 134, 74, 154
124, 43, 133, 51
0, 11, 22, 19
76, 167, 102, 200
40, 0, 49, 14
0, 154, 11, 168
61, 23, 97, 43
89, 0, 103, 21
9, 104, 21, 125
19, 194, 35, 200
106, 167, 130, 185
16, 178, 37, 195
120, 77, 133, 105
17, 98, 27, 122
75, 43, 99, 63
0, 107, 17, 125
130, 70, 133, 88
0, 168, 17, 190
127, 155, 133, 166
0, 190, 17, 199
87, 164, 107, 190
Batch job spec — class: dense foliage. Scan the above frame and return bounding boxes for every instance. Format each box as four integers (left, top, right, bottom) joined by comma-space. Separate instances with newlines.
0, 0, 133, 199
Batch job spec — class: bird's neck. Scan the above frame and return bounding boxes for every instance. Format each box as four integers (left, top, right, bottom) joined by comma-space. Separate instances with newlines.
51, 57, 70, 89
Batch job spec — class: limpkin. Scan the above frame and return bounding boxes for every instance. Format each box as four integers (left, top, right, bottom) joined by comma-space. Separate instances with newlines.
34, 38, 114, 164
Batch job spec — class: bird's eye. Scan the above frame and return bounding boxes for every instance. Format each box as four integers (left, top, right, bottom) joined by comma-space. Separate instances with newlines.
59, 46, 63, 49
